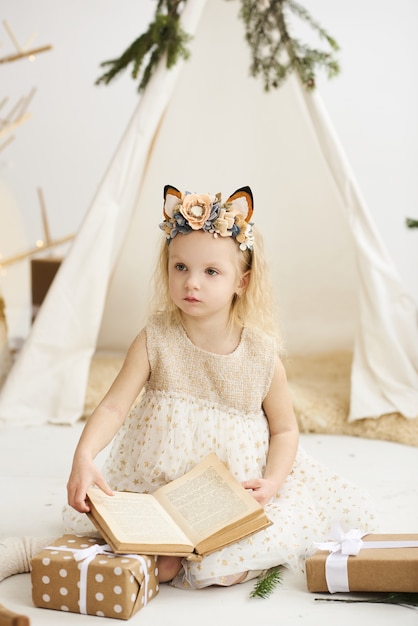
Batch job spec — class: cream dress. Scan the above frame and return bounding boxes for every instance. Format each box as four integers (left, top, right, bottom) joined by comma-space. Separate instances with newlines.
63, 314, 376, 588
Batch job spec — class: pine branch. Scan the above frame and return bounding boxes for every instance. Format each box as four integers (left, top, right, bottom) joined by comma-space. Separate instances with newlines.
95, 1, 191, 92
406, 217, 418, 228
237, 0, 340, 91
287, 0, 339, 52
250, 566, 283, 598
95, 0, 340, 93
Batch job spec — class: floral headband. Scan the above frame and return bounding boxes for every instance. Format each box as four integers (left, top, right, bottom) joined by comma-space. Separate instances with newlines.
160, 185, 254, 251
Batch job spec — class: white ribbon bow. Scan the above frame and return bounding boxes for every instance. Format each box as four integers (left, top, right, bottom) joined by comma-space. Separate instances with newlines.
315, 525, 365, 557
45, 542, 150, 615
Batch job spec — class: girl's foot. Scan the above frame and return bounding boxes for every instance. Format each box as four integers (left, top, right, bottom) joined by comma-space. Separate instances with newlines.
157, 555, 183, 582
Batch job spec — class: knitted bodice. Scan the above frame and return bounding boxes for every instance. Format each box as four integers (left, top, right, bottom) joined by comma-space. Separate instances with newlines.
144, 314, 277, 414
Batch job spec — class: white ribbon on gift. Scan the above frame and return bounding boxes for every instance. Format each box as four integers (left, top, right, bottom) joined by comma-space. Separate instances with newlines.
315, 525, 418, 593
45, 542, 151, 614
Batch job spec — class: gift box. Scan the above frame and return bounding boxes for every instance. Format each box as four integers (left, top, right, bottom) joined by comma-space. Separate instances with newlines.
306, 530, 418, 593
31, 535, 159, 619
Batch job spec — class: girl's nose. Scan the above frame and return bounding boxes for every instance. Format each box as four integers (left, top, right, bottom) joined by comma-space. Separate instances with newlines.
184, 272, 200, 290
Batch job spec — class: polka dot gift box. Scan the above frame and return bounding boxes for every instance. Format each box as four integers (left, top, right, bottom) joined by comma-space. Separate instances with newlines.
30, 535, 159, 619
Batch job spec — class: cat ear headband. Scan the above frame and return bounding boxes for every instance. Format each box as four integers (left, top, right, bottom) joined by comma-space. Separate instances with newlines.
160, 185, 254, 251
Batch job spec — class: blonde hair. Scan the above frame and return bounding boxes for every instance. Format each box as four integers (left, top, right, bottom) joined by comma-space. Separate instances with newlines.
150, 227, 281, 344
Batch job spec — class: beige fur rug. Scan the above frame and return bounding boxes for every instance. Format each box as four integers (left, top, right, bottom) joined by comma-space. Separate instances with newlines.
84, 352, 418, 447
285, 351, 418, 447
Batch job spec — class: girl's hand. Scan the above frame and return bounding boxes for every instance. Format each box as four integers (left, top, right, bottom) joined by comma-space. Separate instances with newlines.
241, 478, 278, 507
67, 457, 114, 513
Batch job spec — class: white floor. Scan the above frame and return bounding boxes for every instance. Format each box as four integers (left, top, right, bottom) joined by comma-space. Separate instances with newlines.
0, 423, 417, 625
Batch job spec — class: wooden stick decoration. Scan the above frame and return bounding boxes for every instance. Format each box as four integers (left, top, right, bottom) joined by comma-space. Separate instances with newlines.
3, 87, 36, 123
0, 134, 14, 152
37, 187, 52, 246
21, 31, 38, 53
0, 187, 75, 270
0, 88, 36, 147
0, 234, 75, 269
0, 111, 31, 139
0, 20, 52, 64
18, 87, 37, 116
0, 45, 53, 64
3, 19, 23, 52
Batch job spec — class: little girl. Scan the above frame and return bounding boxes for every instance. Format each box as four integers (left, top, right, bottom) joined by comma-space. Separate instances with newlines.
1, 185, 376, 588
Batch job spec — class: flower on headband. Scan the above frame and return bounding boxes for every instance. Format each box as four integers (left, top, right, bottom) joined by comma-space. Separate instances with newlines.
235, 213, 254, 247
213, 208, 236, 237
180, 193, 213, 230
160, 186, 254, 251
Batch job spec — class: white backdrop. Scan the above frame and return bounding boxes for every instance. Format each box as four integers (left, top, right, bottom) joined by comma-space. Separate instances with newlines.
1, 0, 417, 342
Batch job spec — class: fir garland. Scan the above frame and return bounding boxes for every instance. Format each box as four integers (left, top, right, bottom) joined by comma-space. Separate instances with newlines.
95, 0, 339, 92
406, 217, 418, 228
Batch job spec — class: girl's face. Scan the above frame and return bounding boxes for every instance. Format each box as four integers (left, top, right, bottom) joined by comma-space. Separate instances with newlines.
168, 230, 248, 324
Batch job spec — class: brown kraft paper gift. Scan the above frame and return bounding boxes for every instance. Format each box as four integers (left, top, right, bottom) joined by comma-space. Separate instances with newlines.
306, 533, 418, 593
31, 534, 159, 619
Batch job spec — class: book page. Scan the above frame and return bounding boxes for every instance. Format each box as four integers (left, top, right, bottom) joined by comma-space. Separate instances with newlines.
87, 489, 193, 549
155, 454, 261, 545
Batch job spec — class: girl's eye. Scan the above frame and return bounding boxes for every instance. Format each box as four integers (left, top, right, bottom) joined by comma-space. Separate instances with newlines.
206, 268, 218, 276
175, 263, 187, 271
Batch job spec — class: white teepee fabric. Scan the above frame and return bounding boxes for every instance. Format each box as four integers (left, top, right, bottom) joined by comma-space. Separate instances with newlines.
0, 0, 417, 425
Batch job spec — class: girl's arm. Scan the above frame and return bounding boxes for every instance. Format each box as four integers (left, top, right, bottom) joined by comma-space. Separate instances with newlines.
67, 329, 150, 513
242, 355, 299, 506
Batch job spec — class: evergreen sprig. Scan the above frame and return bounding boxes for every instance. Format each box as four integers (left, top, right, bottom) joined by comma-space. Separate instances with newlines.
237, 0, 340, 91
95, 0, 340, 93
315, 592, 418, 609
250, 566, 283, 598
406, 217, 418, 228
95, 0, 191, 92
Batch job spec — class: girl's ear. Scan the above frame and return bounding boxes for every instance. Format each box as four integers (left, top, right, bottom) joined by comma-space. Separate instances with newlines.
163, 185, 182, 219
226, 186, 253, 223
237, 270, 251, 296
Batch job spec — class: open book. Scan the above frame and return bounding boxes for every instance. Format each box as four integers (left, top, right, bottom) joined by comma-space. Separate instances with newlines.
87, 453, 271, 559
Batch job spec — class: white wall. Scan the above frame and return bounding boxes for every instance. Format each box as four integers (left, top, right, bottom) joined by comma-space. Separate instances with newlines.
308, 0, 418, 304
1, 0, 417, 339
0, 0, 152, 337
